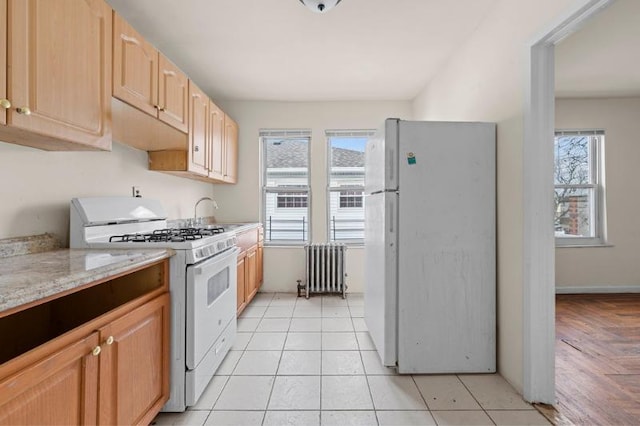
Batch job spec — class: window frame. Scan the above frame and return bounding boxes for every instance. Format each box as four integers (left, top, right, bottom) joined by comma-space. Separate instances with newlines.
554, 129, 606, 247
261, 130, 312, 245
326, 130, 373, 245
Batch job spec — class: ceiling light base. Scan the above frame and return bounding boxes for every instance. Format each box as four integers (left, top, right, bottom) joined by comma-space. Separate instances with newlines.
299, 0, 342, 13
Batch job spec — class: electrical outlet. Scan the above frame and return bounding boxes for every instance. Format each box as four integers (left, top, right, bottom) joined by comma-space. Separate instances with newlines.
132, 186, 141, 198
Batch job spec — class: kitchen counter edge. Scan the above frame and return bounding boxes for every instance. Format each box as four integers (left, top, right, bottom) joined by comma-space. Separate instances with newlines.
0, 248, 175, 315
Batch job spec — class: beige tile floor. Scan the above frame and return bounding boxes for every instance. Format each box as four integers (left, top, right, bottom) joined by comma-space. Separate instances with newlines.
152, 293, 550, 426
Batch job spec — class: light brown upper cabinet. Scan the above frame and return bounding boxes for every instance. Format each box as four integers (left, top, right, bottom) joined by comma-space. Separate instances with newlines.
209, 103, 238, 183
223, 115, 239, 184
113, 13, 188, 133
158, 55, 189, 132
208, 102, 225, 181
0, 0, 7, 126
0, 0, 112, 151
149, 91, 238, 184
188, 81, 209, 176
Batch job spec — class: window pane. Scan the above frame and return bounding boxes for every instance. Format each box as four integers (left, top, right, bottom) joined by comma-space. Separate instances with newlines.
328, 136, 366, 241
329, 137, 366, 187
554, 135, 591, 185
264, 136, 309, 242
265, 138, 308, 188
554, 187, 593, 238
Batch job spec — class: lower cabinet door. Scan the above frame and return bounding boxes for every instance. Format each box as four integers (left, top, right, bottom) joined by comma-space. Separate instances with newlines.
257, 242, 264, 287
98, 294, 170, 426
0, 332, 100, 425
237, 254, 247, 313
245, 247, 258, 302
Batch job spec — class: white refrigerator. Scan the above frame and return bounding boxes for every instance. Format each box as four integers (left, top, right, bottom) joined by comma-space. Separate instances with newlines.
364, 119, 496, 373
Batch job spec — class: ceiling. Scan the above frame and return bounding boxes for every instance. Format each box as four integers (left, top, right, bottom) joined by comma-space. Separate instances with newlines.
106, 0, 497, 102
555, 0, 640, 98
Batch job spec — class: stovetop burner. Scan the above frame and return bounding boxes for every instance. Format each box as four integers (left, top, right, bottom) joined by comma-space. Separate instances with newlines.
108, 226, 225, 243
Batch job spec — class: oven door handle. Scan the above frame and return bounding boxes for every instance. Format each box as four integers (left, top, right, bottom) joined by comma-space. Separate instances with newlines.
191, 247, 240, 276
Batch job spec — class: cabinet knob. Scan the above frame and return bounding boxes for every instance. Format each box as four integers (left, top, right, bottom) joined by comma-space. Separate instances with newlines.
16, 106, 31, 115
194, 145, 200, 152
92, 346, 101, 356
0, 99, 10, 109
106, 336, 114, 345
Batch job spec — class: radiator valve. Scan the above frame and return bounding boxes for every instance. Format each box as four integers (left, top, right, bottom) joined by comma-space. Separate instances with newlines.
296, 279, 305, 298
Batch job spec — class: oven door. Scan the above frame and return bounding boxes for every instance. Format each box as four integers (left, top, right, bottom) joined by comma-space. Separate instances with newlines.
186, 247, 239, 370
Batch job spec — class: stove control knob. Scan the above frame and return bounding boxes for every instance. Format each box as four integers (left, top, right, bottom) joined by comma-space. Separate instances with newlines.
217, 242, 225, 251
197, 249, 204, 258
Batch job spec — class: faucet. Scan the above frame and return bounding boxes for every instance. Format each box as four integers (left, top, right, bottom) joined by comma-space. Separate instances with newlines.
193, 197, 219, 226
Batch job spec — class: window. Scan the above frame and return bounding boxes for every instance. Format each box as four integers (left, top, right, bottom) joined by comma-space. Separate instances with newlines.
554, 130, 605, 245
277, 192, 308, 208
261, 130, 311, 243
327, 130, 373, 243
339, 190, 363, 208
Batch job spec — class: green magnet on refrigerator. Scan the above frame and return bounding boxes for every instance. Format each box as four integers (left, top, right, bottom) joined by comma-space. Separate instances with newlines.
407, 152, 416, 165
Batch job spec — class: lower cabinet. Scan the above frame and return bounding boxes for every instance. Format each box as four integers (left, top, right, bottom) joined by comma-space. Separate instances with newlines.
235, 225, 264, 315
0, 332, 101, 425
0, 260, 170, 425
257, 241, 264, 287
245, 246, 258, 303
236, 252, 246, 312
97, 294, 169, 425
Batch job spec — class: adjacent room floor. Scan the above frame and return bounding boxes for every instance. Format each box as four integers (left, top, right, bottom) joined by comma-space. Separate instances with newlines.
555, 294, 640, 425
152, 292, 549, 426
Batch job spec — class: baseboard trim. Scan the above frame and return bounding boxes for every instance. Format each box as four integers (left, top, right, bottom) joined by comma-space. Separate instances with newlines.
556, 286, 640, 294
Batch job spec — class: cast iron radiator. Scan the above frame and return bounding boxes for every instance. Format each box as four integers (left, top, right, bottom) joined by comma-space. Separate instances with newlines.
299, 243, 347, 298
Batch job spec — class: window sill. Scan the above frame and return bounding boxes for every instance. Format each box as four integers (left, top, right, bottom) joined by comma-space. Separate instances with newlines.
555, 242, 613, 248
264, 242, 308, 248
264, 242, 365, 248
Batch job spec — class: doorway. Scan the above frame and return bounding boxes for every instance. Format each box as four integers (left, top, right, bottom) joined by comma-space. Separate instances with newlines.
523, 0, 616, 404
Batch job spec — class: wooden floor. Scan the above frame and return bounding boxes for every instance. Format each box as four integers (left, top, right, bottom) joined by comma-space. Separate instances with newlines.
555, 294, 640, 425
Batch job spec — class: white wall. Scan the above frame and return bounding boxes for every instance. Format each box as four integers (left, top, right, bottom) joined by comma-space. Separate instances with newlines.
211, 101, 413, 293
411, 0, 582, 394
556, 97, 640, 291
0, 140, 216, 244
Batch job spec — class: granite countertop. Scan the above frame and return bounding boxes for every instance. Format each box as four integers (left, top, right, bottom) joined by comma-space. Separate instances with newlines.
217, 222, 261, 233
167, 218, 261, 234
0, 248, 174, 315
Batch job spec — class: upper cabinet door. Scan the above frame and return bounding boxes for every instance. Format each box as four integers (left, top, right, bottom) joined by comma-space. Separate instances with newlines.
7, 0, 112, 150
158, 54, 188, 133
224, 115, 238, 183
188, 81, 209, 176
0, 0, 7, 126
113, 13, 158, 117
208, 101, 225, 181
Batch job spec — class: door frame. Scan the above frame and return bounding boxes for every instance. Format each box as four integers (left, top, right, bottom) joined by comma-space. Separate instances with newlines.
523, 0, 615, 403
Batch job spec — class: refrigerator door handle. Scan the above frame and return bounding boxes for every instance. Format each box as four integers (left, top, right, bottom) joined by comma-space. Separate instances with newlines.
388, 149, 395, 182
389, 200, 394, 233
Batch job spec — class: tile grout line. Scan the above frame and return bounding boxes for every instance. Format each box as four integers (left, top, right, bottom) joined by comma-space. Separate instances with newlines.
409, 375, 436, 424
455, 375, 498, 425
320, 294, 324, 424
260, 294, 280, 425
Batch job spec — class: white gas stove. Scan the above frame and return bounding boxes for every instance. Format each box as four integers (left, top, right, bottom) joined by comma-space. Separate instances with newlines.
69, 197, 238, 412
